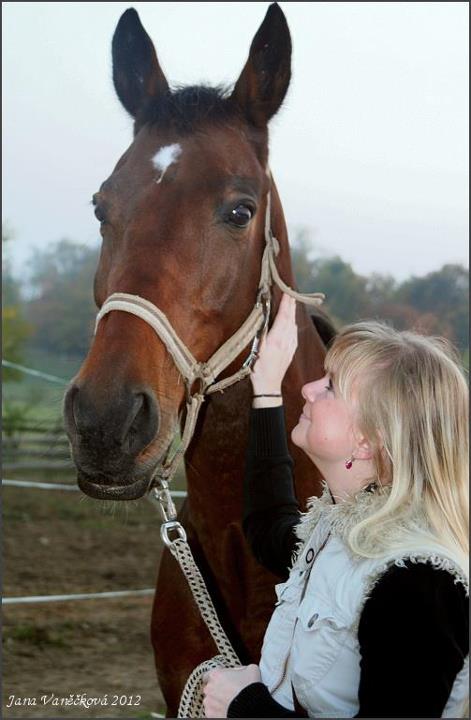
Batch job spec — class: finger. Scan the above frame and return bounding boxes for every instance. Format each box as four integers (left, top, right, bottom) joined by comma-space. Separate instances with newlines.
271, 295, 295, 330
286, 293, 296, 318
202, 671, 211, 685
281, 293, 296, 317
280, 292, 294, 314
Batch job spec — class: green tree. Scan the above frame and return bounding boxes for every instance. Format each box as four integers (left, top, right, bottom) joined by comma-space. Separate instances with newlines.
290, 231, 468, 360
26, 239, 99, 358
290, 228, 318, 294
364, 273, 398, 313
396, 264, 469, 351
310, 256, 369, 325
2, 225, 31, 380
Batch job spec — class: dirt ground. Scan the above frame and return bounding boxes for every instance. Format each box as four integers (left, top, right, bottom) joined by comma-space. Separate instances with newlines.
2, 481, 187, 719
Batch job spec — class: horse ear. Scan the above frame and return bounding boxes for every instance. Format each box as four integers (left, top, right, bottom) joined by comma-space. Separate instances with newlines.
112, 8, 169, 119
230, 3, 291, 127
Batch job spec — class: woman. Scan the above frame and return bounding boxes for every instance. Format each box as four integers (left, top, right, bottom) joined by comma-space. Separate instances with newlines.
203, 294, 469, 718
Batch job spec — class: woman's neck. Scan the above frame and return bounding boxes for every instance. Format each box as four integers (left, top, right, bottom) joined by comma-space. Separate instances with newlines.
311, 458, 379, 504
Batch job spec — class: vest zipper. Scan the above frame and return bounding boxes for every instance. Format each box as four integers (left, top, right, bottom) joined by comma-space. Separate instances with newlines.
270, 532, 331, 695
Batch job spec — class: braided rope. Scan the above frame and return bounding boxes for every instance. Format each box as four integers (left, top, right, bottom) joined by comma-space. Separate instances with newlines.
168, 539, 241, 664
178, 654, 238, 718
168, 538, 242, 718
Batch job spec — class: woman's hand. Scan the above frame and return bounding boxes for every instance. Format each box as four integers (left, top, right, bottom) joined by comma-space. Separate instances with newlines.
202, 664, 262, 718
250, 293, 298, 396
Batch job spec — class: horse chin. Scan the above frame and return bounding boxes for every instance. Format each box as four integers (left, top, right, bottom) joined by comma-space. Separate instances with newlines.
77, 472, 154, 501
75, 430, 178, 501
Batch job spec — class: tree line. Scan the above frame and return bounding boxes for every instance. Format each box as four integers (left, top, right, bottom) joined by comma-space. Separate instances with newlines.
3, 230, 469, 379
291, 230, 468, 355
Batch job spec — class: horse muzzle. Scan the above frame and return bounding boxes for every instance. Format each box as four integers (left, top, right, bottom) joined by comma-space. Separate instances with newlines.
64, 381, 163, 500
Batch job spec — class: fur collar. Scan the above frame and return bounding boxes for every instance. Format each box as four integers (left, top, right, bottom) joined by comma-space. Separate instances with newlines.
295, 481, 392, 545
292, 482, 468, 594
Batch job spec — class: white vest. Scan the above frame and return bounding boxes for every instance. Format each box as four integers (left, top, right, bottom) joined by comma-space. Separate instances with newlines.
259, 486, 469, 718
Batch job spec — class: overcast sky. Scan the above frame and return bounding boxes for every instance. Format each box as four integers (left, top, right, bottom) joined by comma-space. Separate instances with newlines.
2, 2, 469, 281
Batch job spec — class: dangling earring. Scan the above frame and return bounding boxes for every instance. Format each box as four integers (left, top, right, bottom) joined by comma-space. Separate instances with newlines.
345, 455, 355, 470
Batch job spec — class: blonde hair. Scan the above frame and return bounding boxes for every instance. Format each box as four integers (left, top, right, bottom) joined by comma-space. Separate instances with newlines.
325, 321, 469, 573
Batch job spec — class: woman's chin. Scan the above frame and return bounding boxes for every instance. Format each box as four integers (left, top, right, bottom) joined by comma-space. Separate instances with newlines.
290, 424, 301, 447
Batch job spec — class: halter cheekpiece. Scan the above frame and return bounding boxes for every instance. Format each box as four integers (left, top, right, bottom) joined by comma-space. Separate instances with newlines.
94, 172, 325, 535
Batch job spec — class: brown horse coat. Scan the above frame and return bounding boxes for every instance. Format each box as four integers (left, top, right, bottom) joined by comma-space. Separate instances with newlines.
63, 4, 328, 715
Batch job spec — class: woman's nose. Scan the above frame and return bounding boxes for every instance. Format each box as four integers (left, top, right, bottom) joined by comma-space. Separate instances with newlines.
301, 379, 321, 402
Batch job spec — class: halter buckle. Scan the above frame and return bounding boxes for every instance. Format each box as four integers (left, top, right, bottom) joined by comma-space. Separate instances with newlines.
242, 291, 271, 370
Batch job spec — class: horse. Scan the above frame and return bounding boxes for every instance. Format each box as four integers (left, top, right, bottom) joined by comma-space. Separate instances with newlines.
63, 3, 332, 715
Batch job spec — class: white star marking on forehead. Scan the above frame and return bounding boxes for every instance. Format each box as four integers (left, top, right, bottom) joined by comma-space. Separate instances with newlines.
152, 143, 182, 184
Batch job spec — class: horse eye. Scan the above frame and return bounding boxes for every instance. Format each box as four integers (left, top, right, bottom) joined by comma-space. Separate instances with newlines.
229, 205, 253, 227
94, 206, 107, 224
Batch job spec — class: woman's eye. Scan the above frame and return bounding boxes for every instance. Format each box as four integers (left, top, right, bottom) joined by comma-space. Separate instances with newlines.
228, 204, 253, 227
325, 378, 334, 392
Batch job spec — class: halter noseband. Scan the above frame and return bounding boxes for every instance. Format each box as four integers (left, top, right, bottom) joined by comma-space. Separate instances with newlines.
94, 175, 324, 515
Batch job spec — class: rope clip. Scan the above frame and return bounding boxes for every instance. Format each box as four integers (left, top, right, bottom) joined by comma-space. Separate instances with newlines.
160, 520, 187, 548
152, 481, 177, 523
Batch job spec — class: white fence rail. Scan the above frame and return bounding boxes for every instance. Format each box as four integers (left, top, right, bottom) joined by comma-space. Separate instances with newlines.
3, 360, 186, 604
3, 589, 156, 606
3, 478, 187, 497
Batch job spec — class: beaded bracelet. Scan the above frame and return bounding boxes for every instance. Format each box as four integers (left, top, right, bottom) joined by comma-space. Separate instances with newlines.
252, 393, 282, 398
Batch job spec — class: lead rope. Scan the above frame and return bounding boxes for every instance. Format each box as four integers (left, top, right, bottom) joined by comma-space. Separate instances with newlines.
147, 478, 242, 717
149, 480, 242, 718
95, 176, 325, 717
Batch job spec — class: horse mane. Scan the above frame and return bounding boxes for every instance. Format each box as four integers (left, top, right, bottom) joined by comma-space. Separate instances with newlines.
310, 308, 337, 348
141, 83, 240, 134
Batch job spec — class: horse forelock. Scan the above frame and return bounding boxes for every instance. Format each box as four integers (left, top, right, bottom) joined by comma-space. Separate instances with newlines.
135, 84, 268, 164
138, 84, 236, 133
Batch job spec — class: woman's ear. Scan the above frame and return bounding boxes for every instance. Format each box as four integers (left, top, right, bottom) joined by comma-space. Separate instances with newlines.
353, 435, 376, 461
355, 427, 386, 462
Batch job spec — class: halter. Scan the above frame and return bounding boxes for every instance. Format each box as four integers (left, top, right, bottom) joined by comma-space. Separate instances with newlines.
94, 175, 324, 535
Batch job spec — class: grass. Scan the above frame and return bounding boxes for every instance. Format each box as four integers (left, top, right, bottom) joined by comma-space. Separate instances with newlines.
5, 624, 70, 649
2, 383, 66, 429
3, 349, 188, 532
2, 348, 82, 428
15, 347, 84, 381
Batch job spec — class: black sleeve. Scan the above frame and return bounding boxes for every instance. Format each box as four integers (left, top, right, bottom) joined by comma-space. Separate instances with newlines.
243, 406, 301, 579
356, 561, 469, 718
228, 562, 469, 719
227, 683, 297, 718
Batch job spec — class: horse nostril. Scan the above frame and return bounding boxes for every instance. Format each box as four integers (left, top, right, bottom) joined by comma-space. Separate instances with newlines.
119, 393, 144, 444
63, 383, 159, 460
126, 391, 159, 455
63, 385, 79, 436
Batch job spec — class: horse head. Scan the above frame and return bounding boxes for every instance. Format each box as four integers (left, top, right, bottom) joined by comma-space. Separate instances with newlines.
64, 3, 295, 500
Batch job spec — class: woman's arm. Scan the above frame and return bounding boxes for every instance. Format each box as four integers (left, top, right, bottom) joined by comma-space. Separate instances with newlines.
226, 562, 468, 719
242, 294, 301, 578
242, 405, 300, 579
356, 561, 469, 718
228, 682, 298, 718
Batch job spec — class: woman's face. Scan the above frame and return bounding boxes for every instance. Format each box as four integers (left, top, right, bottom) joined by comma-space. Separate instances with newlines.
291, 373, 358, 468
